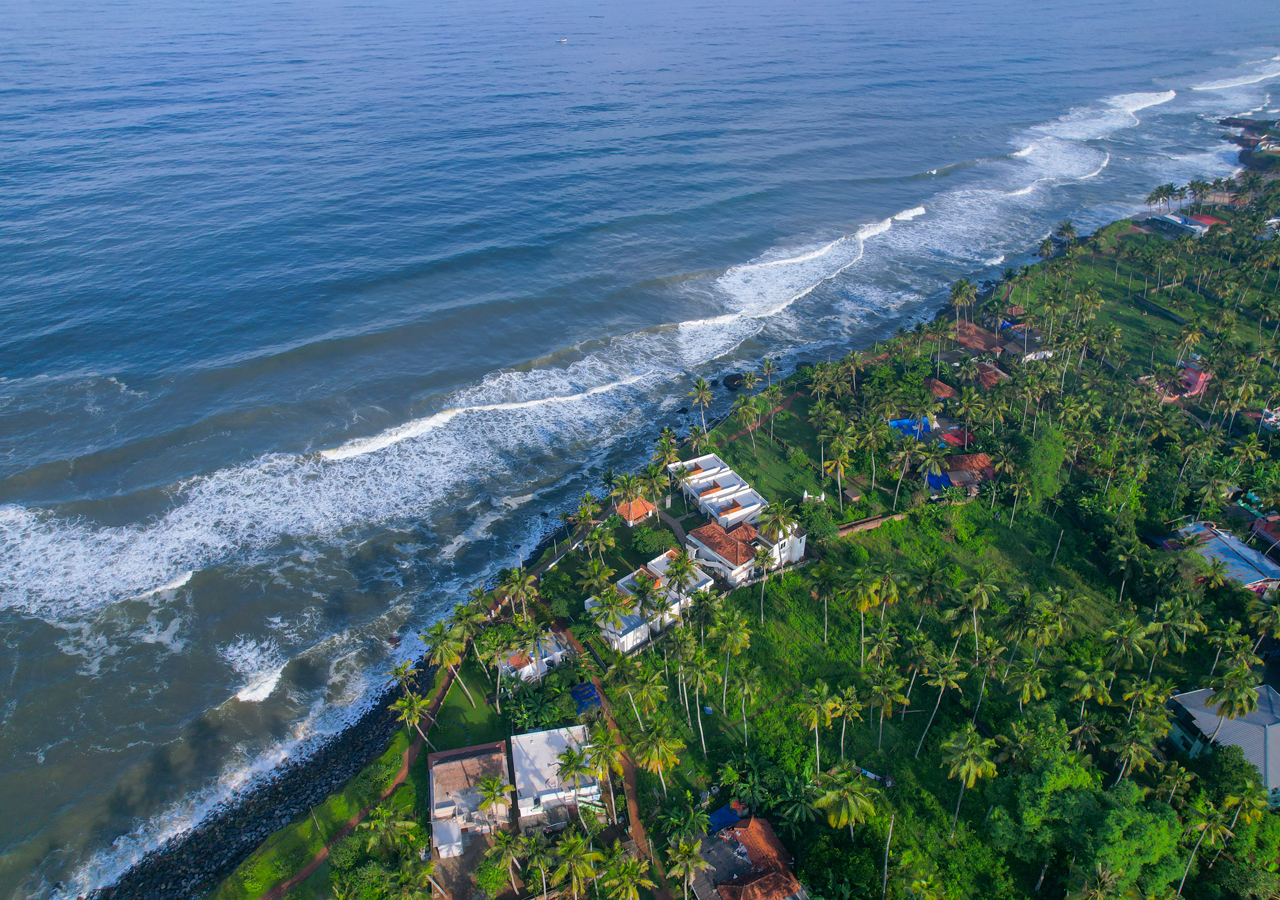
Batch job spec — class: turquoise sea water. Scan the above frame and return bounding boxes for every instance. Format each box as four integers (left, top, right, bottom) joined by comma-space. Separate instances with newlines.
1, 0, 1279, 894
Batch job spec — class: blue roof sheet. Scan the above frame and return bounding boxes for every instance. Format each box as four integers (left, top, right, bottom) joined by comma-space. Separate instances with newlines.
707, 804, 741, 833
1179, 521, 1280, 586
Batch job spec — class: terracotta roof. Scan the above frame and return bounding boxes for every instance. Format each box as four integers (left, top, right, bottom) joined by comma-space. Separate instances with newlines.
947, 453, 993, 472
1005, 305, 1025, 316
616, 497, 656, 522
508, 653, 531, 670
925, 377, 957, 400
1190, 214, 1226, 228
729, 522, 759, 541
955, 321, 1003, 353
716, 819, 802, 900
975, 361, 1009, 390
689, 521, 755, 567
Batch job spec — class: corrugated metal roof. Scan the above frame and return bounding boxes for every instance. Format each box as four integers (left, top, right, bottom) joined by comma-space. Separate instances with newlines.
1179, 521, 1280, 587
1172, 686, 1280, 791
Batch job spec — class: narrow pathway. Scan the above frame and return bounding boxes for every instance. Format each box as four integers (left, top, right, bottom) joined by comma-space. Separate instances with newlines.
553, 625, 676, 900
256, 666, 457, 900
656, 509, 687, 542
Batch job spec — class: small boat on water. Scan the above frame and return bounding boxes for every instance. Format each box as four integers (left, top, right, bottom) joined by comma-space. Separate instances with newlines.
558, 38, 567, 43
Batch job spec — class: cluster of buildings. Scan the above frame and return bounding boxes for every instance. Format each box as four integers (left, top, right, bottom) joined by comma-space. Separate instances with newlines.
670, 453, 807, 586
428, 725, 602, 863
583, 452, 807, 655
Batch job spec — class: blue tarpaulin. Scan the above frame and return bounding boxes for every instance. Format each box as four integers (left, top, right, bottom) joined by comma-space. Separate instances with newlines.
707, 804, 741, 833
889, 417, 931, 439
926, 472, 952, 490
570, 682, 601, 714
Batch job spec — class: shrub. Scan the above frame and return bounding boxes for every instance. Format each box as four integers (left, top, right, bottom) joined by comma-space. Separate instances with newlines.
327, 834, 368, 873
351, 757, 398, 807
634, 526, 677, 556
796, 499, 838, 543
787, 447, 811, 470
476, 856, 510, 899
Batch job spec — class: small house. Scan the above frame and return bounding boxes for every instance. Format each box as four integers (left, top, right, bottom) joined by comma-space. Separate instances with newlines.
1168, 686, 1280, 808
510, 726, 600, 823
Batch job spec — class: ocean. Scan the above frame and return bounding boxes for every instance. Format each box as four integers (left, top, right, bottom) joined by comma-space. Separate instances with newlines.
0, 0, 1277, 894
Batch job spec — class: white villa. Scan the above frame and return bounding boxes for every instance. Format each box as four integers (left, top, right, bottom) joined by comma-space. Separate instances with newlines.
586, 549, 713, 653
501, 630, 574, 683
510, 725, 601, 822
669, 453, 767, 529
667, 453, 806, 587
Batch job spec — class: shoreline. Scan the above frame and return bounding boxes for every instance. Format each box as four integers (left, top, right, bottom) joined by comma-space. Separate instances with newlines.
70, 182, 1235, 899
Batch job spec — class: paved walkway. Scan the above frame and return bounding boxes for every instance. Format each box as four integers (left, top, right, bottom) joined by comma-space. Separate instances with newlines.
657, 508, 687, 542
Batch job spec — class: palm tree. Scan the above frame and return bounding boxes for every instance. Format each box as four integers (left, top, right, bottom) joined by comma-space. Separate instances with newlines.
388, 660, 419, 693
799, 680, 834, 777
761, 357, 778, 386
1177, 802, 1233, 896
1006, 659, 1046, 712
579, 558, 617, 596
391, 691, 437, 750
950, 278, 978, 325
633, 720, 684, 797
1062, 659, 1112, 725
667, 837, 712, 900
733, 394, 760, 452
889, 437, 922, 512
500, 567, 540, 618
557, 745, 593, 829
423, 622, 476, 708
488, 829, 526, 892
733, 664, 763, 749
968, 634, 1007, 724
359, 802, 420, 858
753, 544, 775, 626
1104, 718, 1158, 786
608, 654, 647, 731
833, 684, 864, 759
1212, 779, 1269, 867
824, 449, 852, 513
940, 723, 997, 837
1205, 665, 1259, 742
687, 647, 721, 758
584, 527, 616, 565
688, 377, 714, 432
553, 832, 603, 900
816, 760, 879, 841
587, 725, 625, 824
914, 653, 966, 758
870, 670, 909, 750
477, 774, 511, 828
523, 833, 555, 900
855, 417, 889, 494
604, 855, 656, 900
714, 606, 751, 709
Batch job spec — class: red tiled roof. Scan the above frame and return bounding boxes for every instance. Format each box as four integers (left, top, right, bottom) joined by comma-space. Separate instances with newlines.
716, 819, 802, 900
947, 452, 993, 472
729, 522, 759, 541
1005, 305, 1025, 316
689, 521, 755, 567
955, 321, 1003, 353
925, 377, 957, 400
508, 653, 531, 669
975, 361, 1009, 390
616, 497, 656, 523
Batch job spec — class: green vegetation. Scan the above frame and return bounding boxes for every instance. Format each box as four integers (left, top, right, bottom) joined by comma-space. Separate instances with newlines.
218, 173, 1280, 900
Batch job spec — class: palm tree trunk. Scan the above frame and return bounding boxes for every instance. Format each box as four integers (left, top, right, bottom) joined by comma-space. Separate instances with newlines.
657, 766, 668, 798
453, 665, 477, 708
824, 597, 829, 644
878, 708, 886, 750
915, 689, 945, 758
760, 578, 766, 626
882, 814, 895, 900
1177, 829, 1209, 896
860, 611, 866, 667
742, 691, 749, 748
814, 725, 821, 776
415, 723, 438, 751
722, 651, 731, 709
950, 783, 966, 838
696, 687, 707, 758
971, 669, 989, 724
627, 689, 646, 732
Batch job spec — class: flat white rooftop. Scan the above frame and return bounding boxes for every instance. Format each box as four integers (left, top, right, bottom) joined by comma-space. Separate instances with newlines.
510, 725, 594, 802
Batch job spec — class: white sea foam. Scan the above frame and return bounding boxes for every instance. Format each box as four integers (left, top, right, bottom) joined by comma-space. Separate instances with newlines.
893, 206, 926, 220
1192, 63, 1280, 92
1035, 90, 1175, 141
223, 637, 287, 703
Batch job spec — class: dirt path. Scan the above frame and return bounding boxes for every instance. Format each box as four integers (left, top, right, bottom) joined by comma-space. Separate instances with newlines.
257, 666, 455, 900
553, 625, 676, 900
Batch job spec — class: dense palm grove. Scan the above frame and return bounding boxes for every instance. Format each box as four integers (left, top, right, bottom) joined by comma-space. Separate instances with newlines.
226, 175, 1280, 900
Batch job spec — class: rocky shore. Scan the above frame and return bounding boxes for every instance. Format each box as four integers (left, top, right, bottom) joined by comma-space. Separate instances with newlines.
84, 664, 436, 900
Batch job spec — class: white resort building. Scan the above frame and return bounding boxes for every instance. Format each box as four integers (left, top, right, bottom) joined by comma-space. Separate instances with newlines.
510, 725, 601, 823
585, 549, 713, 653
668, 453, 806, 587
669, 453, 767, 529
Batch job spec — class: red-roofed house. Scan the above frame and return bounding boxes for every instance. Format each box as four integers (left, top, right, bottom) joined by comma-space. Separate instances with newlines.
975, 361, 1010, 390
704, 818, 808, 900
1190, 214, 1226, 230
925, 377, 957, 400
502, 630, 573, 683
954, 321, 1003, 354
616, 496, 656, 527
686, 520, 805, 587
943, 452, 996, 488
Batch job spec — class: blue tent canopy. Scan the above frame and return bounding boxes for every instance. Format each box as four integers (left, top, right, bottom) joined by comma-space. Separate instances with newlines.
889, 418, 931, 439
